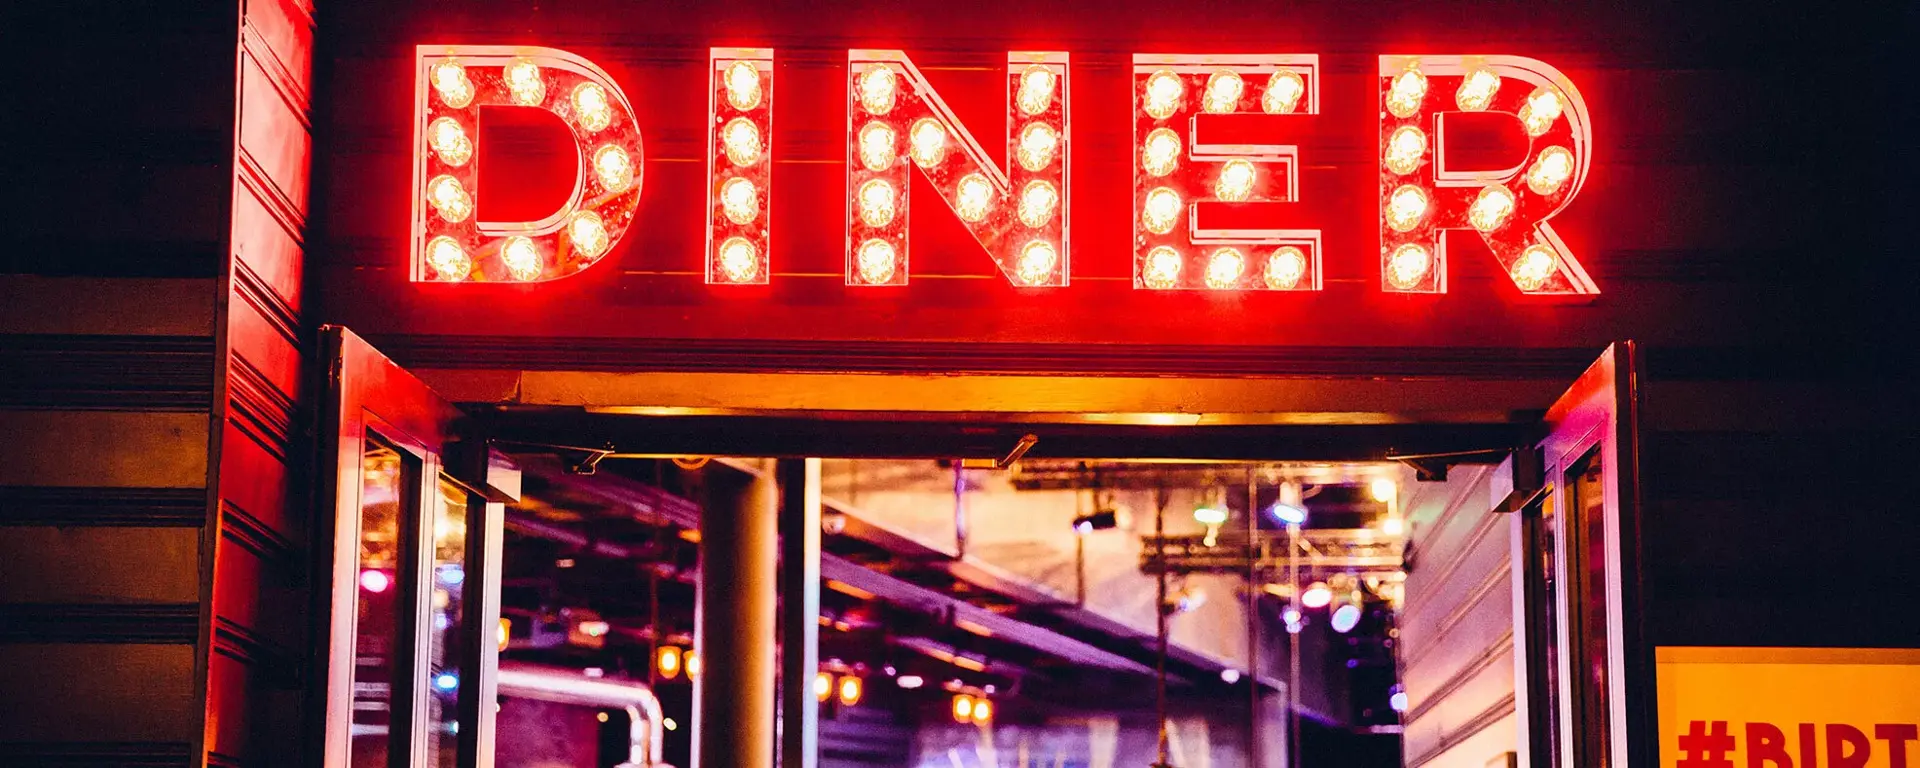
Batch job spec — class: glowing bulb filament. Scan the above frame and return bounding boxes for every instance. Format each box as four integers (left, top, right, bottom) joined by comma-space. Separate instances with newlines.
725, 61, 763, 111
1203, 70, 1244, 114
504, 58, 546, 106
1017, 66, 1056, 116
1143, 70, 1184, 119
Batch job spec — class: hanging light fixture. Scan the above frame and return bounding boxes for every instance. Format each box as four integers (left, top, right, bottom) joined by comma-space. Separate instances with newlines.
1267, 480, 1307, 525
656, 646, 683, 680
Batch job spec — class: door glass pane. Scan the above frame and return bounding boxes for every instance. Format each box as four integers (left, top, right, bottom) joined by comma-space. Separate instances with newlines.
1568, 447, 1611, 767
425, 476, 470, 767
353, 441, 409, 767
1526, 491, 1563, 768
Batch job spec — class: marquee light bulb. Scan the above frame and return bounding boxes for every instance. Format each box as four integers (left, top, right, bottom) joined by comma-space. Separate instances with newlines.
858, 121, 896, 172
725, 61, 763, 111
724, 118, 763, 167
1143, 70, 1184, 119
1511, 244, 1558, 291
504, 57, 546, 106
718, 236, 759, 282
1202, 69, 1244, 114
1519, 87, 1563, 137
859, 65, 898, 116
426, 236, 471, 281
1017, 65, 1056, 116
1387, 243, 1432, 289
1017, 122, 1059, 172
568, 211, 610, 259
1385, 126, 1427, 176
1455, 67, 1501, 112
1216, 159, 1256, 202
502, 236, 543, 281
1385, 185, 1429, 233
1526, 146, 1574, 196
428, 117, 472, 167
1263, 71, 1305, 115
1017, 241, 1058, 285
1469, 184, 1516, 232
427, 175, 473, 223
909, 118, 947, 167
720, 177, 758, 225
1266, 246, 1307, 290
593, 144, 634, 193
1144, 246, 1182, 289
572, 82, 613, 133
857, 238, 898, 284
1141, 128, 1181, 178
1018, 180, 1059, 228
1142, 187, 1182, 235
955, 174, 994, 223
431, 59, 474, 109
859, 178, 897, 228
1386, 62, 1427, 119
1206, 247, 1245, 289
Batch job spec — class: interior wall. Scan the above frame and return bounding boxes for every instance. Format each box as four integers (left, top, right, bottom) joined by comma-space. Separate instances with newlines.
1394, 465, 1516, 768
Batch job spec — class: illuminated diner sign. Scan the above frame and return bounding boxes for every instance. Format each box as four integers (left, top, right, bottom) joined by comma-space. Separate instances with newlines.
411, 46, 1596, 295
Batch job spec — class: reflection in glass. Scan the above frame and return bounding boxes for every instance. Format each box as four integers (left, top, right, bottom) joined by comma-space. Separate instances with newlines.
425, 476, 470, 767
352, 441, 407, 767
1569, 448, 1612, 768
1525, 491, 1564, 768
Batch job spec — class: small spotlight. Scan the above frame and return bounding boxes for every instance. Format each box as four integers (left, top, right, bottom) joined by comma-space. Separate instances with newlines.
972, 698, 994, 724
1331, 603, 1362, 633
1220, 668, 1243, 684
1192, 504, 1228, 526
1072, 509, 1118, 534
1267, 502, 1307, 525
359, 569, 391, 594
897, 674, 925, 689
433, 672, 459, 692
1281, 606, 1302, 625
1389, 685, 1409, 713
663, 717, 679, 731
838, 675, 864, 706
815, 672, 833, 703
1301, 582, 1332, 608
952, 694, 975, 722
657, 646, 683, 679
1370, 477, 1398, 503
1381, 517, 1405, 536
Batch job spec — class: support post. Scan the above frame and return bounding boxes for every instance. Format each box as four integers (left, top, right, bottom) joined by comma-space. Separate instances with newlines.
779, 459, 822, 768
696, 469, 780, 768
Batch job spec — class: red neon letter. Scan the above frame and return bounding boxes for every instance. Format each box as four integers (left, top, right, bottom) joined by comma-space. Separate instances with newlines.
1377, 55, 1597, 295
707, 48, 774, 284
844, 51, 1070, 287
410, 46, 644, 283
1131, 55, 1323, 291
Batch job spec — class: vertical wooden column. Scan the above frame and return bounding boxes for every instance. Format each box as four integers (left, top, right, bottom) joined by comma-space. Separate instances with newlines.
778, 459, 822, 768
696, 470, 779, 768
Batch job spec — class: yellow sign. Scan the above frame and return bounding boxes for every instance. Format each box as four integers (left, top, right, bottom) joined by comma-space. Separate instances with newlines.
1658, 647, 1920, 768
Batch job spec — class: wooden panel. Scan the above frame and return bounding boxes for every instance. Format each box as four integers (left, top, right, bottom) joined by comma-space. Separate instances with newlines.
239, 52, 311, 215
0, 486, 204, 527
0, 335, 215, 411
227, 302, 305, 415
232, 180, 308, 311
0, 412, 209, 488
244, 0, 315, 104
204, 644, 304, 767
217, 421, 301, 546
0, 527, 200, 604
0, 277, 216, 336
0, 644, 197, 741
212, 504, 305, 652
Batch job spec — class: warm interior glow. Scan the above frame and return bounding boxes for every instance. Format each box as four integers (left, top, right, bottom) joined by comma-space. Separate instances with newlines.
1202, 69, 1245, 114
1017, 240, 1058, 285
723, 118, 763, 167
971, 698, 993, 723
1520, 87, 1564, 137
685, 652, 702, 678
504, 57, 546, 106
1265, 246, 1307, 290
1526, 146, 1574, 195
1454, 67, 1501, 112
426, 236, 470, 281
1369, 477, 1397, 503
656, 646, 683, 679
571, 82, 613, 132
857, 238, 898, 284
593, 144, 634, 193
858, 178, 897, 228
725, 61, 763, 111
1215, 159, 1256, 202
1468, 184, 1516, 232
1017, 65, 1056, 117
1143, 246, 1182, 289
1511, 243, 1559, 291
814, 672, 833, 702
1385, 126, 1426, 176
718, 236, 759, 282
1141, 127, 1181, 177
1016, 122, 1059, 172
1385, 185, 1429, 233
1206, 247, 1245, 289
952, 694, 975, 722
427, 117, 472, 167
568, 211, 610, 259
908, 118, 947, 167
427, 174, 473, 223
720, 177, 758, 225
1018, 181, 1059, 228
838, 675, 864, 706
1301, 582, 1333, 608
858, 121, 897, 172
431, 59, 474, 109
1263, 71, 1305, 114
1142, 187, 1182, 234
1143, 70, 1184, 119
1387, 243, 1432, 289
1385, 62, 1427, 118
954, 174, 994, 223
1382, 517, 1405, 536
858, 65, 898, 116
502, 236, 543, 281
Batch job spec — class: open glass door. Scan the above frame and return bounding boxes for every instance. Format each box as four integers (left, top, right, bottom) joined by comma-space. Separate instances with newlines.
318, 326, 518, 768
1513, 342, 1647, 768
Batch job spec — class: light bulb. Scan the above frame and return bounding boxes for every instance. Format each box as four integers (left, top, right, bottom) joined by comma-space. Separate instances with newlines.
1382, 517, 1405, 536
859, 65, 898, 116
1142, 187, 1182, 235
971, 698, 993, 723
955, 174, 993, 223
718, 236, 759, 282
858, 121, 896, 172
857, 238, 898, 284
426, 236, 471, 281
685, 652, 702, 677
428, 117, 472, 167
572, 82, 613, 133
952, 694, 975, 722
1202, 69, 1244, 114
1143, 246, 1182, 289
909, 118, 947, 167
814, 672, 833, 702
1526, 146, 1574, 196
1455, 67, 1501, 112
1263, 71, 1305, 115
1384, 126, 1426, 176
502, 236, 542, 281
1017, 65, 1056, 116
1519, 87, 1563, 137
568, 211, 609, 259
859, 178, 897, 228
724, 118, 763, 167
656, 646, 682, 679
1216, 159, 1256, 202
1206, 247, 1245, 289
1301, 582, 1332, 608
1143, 70, 1184, 120
1469, 184, 1516, 232
838, 676, 864, 706
725, 61, 762, 111
1016, 240, 1058, 285
1018, 181, 1058, 228
1511, 244, 1558, 291
720, 177, 758, 225
1387, 243, 1432, 289
1385, 185, 1429, 233
1369, 477, 1397, 503
1016, 122, 1059, 172
431, 59, 474, 109
427, 175, 473, 223
593, 145, 634, 193
504, 58, 545, 106
1141, 127, 1181, 178
1386, 61, 1427, 119
1265, 246, 1307, 290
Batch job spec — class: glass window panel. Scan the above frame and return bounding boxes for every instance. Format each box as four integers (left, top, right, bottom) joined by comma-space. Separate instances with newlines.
352, 440, 408, 768
1568, 447, 1612, 768
1525, 490, 1563, 768
424, 476, 470, 767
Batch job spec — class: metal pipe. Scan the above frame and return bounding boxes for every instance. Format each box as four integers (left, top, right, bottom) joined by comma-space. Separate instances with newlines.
697, 470, 779, 768
778, 459, 822, 768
